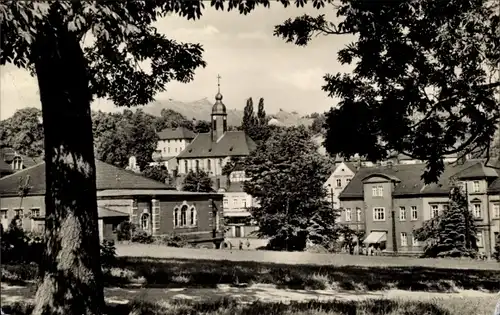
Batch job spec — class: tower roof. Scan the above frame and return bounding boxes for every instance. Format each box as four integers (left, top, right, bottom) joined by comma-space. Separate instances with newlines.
212, 74, 227, 115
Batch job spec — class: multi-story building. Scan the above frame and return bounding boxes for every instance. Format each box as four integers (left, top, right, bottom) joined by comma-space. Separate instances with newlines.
175, 81, 259, 241
339, 159, 500, 257
152, 126, 196, 173
324, 161, 357, 209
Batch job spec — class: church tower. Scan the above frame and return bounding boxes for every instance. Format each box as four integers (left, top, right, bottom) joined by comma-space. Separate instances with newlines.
211, 74, 227, 142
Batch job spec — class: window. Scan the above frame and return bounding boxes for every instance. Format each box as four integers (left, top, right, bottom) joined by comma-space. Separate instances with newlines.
494, 203, 500, 218
411, 206, 418, 220
235, 226, 242, 238
412, 235, 420, 246
30, 208, 40, 218
431, 205, 439, 218
180, 205, 187, 226
336, 179, 342, 187
223, 198, 228, 207
175, 148, 178, 153
233, 199, 238, 206
190, 207, 197, 226
473, 181, 480, 193
345, 208, 352, 221
399, 207, 406, 221
400, 232, 408, 247
13, 156, 23, 170
140, 213, 150, 230
242, 199, 247, 208
377, 186, 383, 196
477, 232, 483, 247
0, 209, 7, 220
373, 207, 385, 221
346, 178, 351, 184
184, 160, 188, 173
442, 204, 449, 212
207, 160, 211, 172
473, 203, 482, 218
174, 208, 179, 227
356, 208, 362, 222
168, 147, 170, 154
195, 160, 200, 172
372, 185, 383, 197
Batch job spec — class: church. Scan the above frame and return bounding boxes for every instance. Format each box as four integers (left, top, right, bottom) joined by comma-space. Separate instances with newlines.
176, 77, 261, 242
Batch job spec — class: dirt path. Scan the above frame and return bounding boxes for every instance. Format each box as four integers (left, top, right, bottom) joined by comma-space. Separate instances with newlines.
1, 282, 496, 306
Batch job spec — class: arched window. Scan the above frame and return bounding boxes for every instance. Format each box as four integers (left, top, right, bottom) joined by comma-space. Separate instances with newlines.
12, 156, 23, 170
174, 207, 179, 227
180, 205, 188, 226
140, 213, 150, 230
190, 207, 197, 226
184, 160, 188, 174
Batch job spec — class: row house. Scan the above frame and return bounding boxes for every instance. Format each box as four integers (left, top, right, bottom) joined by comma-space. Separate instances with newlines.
151, 126, 196, 174
324, 161, 357, 209
339, 160, 500, 257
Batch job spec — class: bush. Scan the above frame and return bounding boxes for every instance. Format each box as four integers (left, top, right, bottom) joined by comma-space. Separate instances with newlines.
1, 217, 43, 264
154, 234, 188, 247
131, 230, 154, 244
116, 221, 135, 241
100, 240, 117, 268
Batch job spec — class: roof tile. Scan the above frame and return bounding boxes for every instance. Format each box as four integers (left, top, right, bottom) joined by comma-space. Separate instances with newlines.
157, 127, 196, 140
177, 131, 256, 158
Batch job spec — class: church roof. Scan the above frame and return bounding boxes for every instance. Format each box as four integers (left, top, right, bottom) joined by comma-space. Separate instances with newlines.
0, 160, 174, 197
177, 131, 256, 159
157, 127, 196, 140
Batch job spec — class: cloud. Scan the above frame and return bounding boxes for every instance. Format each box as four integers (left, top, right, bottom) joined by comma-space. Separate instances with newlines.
272, 68, 327, 91
167, 25, 225, 42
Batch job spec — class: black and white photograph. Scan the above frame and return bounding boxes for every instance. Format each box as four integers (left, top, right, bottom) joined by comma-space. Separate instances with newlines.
0, 1, 499, 314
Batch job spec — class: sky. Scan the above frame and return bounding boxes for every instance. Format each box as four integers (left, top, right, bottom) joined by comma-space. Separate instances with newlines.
0, 3, 355, 120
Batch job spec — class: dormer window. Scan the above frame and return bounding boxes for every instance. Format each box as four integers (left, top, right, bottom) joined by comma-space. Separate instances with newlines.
12, 156, 23, 170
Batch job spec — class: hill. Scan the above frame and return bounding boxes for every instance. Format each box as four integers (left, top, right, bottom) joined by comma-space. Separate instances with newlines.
142, 98, 313, 127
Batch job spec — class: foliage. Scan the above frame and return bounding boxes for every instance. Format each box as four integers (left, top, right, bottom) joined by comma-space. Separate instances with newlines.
154, 234, 188, 248
244, 126, 336, 251
0, 217, 43, 264
100, 240, 117, 269
414, 186, 478, 258
116, 221, 135, 242
182, 170, 214, 192
273, 0, 500, 183
309, 112, 326, 135
194, 120, 211, 134
142, 164, 170, 184
0, 107, 44, 157
493, 233, 500, 262
131, 230, 154, 244
241, 97, 272, 143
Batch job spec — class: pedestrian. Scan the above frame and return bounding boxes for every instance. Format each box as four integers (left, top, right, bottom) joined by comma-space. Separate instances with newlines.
239, 240, 243, 250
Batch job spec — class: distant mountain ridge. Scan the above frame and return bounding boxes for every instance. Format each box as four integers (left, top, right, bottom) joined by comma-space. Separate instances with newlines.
142, 98, 313, 127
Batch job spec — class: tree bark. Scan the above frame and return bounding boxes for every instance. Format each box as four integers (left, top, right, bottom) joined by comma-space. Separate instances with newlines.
31, 8, 104, 315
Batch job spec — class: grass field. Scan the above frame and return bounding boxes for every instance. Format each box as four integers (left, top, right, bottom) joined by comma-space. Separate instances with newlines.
3, 255, 500, 292
3, 296, 499, 315
115, 244, 500, 270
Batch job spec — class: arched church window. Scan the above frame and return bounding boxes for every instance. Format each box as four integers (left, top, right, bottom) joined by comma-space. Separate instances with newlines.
174, 207, 179, 227
180, 205, 188, 226
190, 207, 197, 226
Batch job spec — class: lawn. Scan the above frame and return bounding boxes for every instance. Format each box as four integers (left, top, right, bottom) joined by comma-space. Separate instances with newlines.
2, 296, 499, 315
3, 256, 500, 292
115, 244, 500, 270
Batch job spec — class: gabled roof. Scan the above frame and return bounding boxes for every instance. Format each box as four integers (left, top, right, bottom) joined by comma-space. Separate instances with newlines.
177, 131, 256, 159
157, 127, 196, 140
1, 147, 43, 168
339, 159, 482, 200
0, 160, 174, 197
453, 162, 499, 180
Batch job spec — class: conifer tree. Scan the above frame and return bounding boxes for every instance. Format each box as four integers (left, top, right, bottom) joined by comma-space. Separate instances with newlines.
415, 185, 478, 258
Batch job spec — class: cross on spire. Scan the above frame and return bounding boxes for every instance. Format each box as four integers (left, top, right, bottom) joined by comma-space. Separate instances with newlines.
217, 74, 221, 93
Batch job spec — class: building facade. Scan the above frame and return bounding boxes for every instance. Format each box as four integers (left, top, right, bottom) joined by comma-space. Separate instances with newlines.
152, 127, 196, 173
339, 160, 500, 257
324, 161, 357, 209
0, 160, 224, 246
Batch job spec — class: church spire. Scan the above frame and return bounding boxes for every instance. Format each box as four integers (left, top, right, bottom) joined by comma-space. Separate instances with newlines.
211, 74, 227, 142
215, 74, 223, 101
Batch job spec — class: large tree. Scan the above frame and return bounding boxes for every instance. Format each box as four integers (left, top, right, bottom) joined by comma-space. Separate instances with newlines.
274, 0, 500, 183
0, 107, 44, 157
244, 126, 337, 251
182, 170, 214, 193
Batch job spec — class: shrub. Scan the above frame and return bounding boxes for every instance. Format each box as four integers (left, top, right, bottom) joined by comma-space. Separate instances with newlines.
100, 240, 117, 268
1, 217, 43, 264
493, 234, 500, 262
154, 234, 188, 247
131, 230, 154, 244
116, 221, 135, 241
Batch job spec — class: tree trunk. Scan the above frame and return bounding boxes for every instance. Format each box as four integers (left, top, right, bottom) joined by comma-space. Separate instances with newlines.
31, 9, 104, 315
